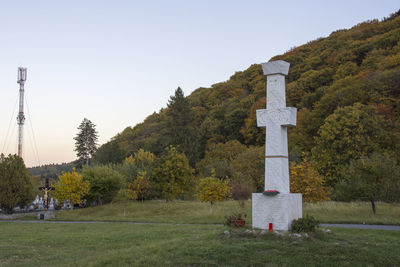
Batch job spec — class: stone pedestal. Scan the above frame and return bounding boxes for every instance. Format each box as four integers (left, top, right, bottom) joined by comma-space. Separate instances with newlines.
37, 211, 55, 220
252, 193, 302, 231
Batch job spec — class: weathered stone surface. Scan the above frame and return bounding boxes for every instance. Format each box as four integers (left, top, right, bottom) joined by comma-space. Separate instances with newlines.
37, 211, 55, 220
256, 64, 297, 192
265, 157, 290, 193
252, 60, 302, 231
256, 107, 297, 127
261, 60, 290, 76
252, 193, 302, 231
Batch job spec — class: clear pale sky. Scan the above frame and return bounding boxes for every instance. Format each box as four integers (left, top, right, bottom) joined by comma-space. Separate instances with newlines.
0, 1, 398, 167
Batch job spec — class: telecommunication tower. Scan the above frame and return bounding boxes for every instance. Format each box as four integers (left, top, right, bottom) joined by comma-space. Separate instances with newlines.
17, 67, 27, 157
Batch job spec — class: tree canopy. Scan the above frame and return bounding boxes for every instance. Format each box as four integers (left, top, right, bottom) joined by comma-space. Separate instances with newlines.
151, 146, 195, 201
335, 152, 400, 213
53, 169, 89, 207
0, 154, 35, 214
196, 170, 231, 213
312, 103, 391, 187
82, 165, 124, 205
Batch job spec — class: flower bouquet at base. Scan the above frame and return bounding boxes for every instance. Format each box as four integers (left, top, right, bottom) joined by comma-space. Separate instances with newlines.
262, 190, 280, 196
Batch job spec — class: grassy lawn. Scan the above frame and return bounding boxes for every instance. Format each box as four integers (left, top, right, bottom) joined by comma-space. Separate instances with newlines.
305, 201, 400, 225
54, 200, 246, 224
0, 222, 399, 266
51, 200, 400, 225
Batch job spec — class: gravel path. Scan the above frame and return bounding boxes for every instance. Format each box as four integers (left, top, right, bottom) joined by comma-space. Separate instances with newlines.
1, 220, 400, 231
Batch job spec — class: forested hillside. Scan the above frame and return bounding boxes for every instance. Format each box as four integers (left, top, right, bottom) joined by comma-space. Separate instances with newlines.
29, 162, 74, 179
93, 11, 400, 196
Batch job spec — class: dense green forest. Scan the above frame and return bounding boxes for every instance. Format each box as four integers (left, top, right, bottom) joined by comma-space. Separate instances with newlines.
32, 11, 400, 202
29, 162, 74, 179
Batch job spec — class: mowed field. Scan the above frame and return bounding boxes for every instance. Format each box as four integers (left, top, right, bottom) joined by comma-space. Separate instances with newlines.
51, 200, 400, 225
1, 222, 400, 266
2, 201, 400, 266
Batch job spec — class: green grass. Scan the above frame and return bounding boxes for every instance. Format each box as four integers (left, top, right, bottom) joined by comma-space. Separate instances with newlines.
0, 222, 399, 266
51, 200, 400, 225
54, 200, 250, 224
305, 201, 400, 225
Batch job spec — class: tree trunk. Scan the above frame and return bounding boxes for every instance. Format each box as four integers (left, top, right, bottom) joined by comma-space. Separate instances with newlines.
210, 202, 213, 214
370, 199, 376, 214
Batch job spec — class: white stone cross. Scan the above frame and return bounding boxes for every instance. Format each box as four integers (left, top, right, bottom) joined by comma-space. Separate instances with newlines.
256, 60, 296, 194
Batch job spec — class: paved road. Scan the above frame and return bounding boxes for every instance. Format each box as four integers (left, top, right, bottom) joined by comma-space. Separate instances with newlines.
1, 220, 400, 231
0, 220, 221, 227
321, 223, 400, 231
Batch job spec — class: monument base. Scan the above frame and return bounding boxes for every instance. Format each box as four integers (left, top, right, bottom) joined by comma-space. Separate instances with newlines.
252, 193, 302, 231
37, 211, 55, 220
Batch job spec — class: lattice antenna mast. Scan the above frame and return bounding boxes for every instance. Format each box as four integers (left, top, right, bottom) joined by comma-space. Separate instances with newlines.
17, 67, 27, 158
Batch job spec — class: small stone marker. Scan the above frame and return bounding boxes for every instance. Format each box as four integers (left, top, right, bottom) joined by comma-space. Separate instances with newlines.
252, 60, 302, 231
38, 197, 44, 210
49, 198, 55, 211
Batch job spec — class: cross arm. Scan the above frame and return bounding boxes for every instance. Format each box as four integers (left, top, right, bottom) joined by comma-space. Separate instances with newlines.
256, 107, 297, 127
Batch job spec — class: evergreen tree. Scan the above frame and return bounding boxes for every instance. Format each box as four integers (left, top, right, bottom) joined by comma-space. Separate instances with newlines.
164, 87, 200, 166
0, 154, 35, 214
74, 118, 98, 166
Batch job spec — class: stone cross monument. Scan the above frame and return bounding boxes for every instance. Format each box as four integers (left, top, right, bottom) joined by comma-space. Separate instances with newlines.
252, 60, 302, 231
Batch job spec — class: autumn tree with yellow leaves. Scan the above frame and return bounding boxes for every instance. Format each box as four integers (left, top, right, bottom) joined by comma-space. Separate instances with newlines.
117, 149, 156, 183
196, 170, 232, 213
290, 159, 331, 203
127, 171, 153, 201
54, 169, 90, 208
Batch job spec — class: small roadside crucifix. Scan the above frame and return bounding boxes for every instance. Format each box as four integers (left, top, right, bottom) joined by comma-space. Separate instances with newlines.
38, 178, 55, 211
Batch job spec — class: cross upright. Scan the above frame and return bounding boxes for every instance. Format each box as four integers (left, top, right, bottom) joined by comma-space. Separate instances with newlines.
256, 60, 296, 194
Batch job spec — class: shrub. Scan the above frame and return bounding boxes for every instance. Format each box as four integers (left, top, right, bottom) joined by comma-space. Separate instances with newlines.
224, 212, 247, 226
231, 183, 252, 200
127, 171, 153, 201
82, 165, 124, 205
291, 215, 319, 233
112, 189, 130, 203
